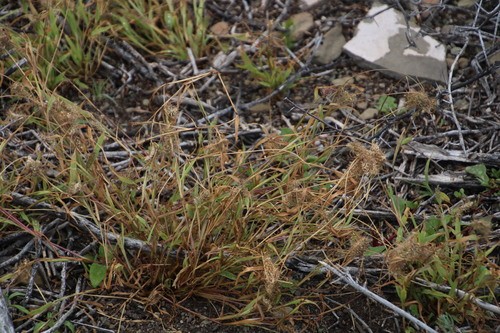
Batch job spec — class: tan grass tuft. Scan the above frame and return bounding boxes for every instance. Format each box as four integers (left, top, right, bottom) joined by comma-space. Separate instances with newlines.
386, 233, 436, 275
405, 89, 435, 113
318, 85, 358, 107
344, 234, 371, 263
471, 217, 492, 237
284, 180, 310, 208
263, 255, 280, 298
347, 142, 386, 179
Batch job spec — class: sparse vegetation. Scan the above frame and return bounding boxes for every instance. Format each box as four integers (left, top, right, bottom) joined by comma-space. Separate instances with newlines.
1, 1, 498, 332
110, 0, 210, 59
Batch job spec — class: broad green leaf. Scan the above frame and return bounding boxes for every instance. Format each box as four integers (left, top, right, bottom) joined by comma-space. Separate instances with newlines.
220, 270, 237, 281
89, 263, 107, 288
364, 246, 386, 256
376, 95, 397, 113
64, 320, 76, 333
465, 164, 490, 186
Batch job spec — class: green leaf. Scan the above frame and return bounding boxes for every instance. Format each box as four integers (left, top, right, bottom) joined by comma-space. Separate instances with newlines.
34, 321, 49, 333
465, 164, 490, 186
376, 95, 397, 113
64, 320, 76, 333
220, 270, 237, 280
11, 304, 30, 314
401, 136, 413, 145
435, 189, 450, 204
7, 291, 25, 299
280, 128, 294, 136
395, 284, 407, 303
364, 246, 386, 256
474, 266, 491, 286
453, 188, 466, 198
422, 288, 450, 299
89, 263, 107, 288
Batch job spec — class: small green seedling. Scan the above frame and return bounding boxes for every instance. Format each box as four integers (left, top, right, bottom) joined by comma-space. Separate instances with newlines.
376, 95, 398, 114
465, 164, 490, 187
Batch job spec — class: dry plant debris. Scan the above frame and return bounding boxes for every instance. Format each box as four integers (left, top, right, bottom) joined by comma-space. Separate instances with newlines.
0, 0, 499, 332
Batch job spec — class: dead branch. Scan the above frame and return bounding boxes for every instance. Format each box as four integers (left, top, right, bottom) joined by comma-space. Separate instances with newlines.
404, 142, 500, 166
318, 261, 439, 333
413, 278, 500, 315
0, 287, 15, 333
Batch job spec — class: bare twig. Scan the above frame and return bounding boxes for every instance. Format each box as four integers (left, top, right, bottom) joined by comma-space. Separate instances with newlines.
3, 57, 27, 77
186, 47, 199, 75
0, 287, 15, 333
403, 141, 500, 165
318, 261, 438, 333
413, 278, 500, 315
0, 238, 35, 269
326, 297, 373, 333
40, 277, 83, 333
105, 38, 160, 83
23, 239, 43, 305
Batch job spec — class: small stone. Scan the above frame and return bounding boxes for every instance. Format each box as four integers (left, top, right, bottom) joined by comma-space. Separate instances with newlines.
457, 0, 476, 7
354, 73, 368, 81
458, 57, 469, 69
313, 24, 346, 65
331, 76, 353, 86
248, 103, 271, 113
440, 25, 454, 34
356, 101, 368, 110
454, 99, 469, 111
359, 108, 379, 120
210, 21, 230, 36
450, 46, 462, 56
289, 12, 314, 41
446, 57, 455, 67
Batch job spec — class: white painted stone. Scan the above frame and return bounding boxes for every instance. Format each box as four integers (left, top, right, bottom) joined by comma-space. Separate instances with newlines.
343, 2, 448, 83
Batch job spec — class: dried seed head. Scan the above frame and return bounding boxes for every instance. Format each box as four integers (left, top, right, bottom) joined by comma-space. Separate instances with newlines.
386, 233, 436, 275
263, 255, 279, 297
347, 142, 386, 178
471, 217, 492, 237
405, 90, 435, 113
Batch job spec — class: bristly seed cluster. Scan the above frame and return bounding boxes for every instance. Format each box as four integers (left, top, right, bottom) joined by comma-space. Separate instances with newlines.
347, 141, 386, 178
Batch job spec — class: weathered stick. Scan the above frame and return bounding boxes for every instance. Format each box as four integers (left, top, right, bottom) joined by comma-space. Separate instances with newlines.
0, 287, 15, 333
318, 261, 438, 333
413, 278, 500, 315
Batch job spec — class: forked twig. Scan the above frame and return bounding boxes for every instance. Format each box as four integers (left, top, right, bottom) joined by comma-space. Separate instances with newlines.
318, 261, 438, 333
40, 277, 83, 333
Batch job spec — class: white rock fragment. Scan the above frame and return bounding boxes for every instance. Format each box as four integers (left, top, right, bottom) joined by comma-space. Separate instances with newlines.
343, 2, 448, 83
299, 0, 323, 9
